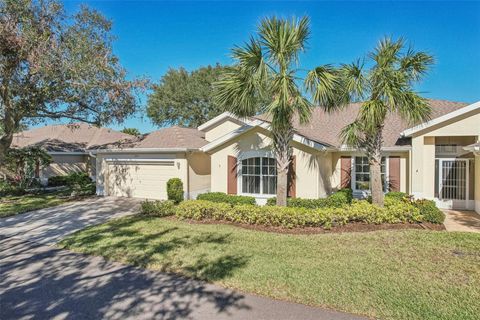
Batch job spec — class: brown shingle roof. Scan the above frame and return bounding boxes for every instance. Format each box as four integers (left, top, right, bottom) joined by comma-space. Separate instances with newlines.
256, 99, 468, 147
118, 126, 208, 149
12, 123, 134, 152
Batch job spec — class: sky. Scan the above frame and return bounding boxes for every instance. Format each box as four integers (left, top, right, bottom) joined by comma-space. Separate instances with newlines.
57, 0, 480, 133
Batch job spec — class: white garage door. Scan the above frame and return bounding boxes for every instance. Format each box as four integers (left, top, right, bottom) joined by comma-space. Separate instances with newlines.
106, 160, 179, 200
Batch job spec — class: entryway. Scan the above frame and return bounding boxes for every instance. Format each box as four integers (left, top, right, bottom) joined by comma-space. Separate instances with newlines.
435, 158, 475, 210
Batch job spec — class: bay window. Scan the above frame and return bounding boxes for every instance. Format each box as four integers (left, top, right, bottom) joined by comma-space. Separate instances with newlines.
241, 157, 277, 195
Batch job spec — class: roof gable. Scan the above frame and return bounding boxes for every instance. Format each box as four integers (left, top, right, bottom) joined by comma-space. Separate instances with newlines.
401, 100, 480, 137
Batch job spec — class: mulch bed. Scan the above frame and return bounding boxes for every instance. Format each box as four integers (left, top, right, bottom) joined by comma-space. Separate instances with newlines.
166, 216, 446, 235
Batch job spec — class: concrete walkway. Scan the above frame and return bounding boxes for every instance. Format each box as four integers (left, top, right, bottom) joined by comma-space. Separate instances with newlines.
0, 197, 142, 244
443, 210, 480, 233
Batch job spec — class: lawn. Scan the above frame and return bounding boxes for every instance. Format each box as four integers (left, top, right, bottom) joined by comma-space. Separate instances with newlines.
0, 192, 71, 218
59, 215, 480, 320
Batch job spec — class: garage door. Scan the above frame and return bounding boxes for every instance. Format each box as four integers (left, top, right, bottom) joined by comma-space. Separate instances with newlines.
106, 160, 179, 200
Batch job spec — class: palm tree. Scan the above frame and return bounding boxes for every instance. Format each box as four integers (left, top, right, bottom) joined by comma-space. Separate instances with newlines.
305, 37, 434, 206
215, 16, 312, 206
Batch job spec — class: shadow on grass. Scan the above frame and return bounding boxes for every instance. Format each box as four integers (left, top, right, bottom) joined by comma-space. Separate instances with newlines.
59, 215, 250, 282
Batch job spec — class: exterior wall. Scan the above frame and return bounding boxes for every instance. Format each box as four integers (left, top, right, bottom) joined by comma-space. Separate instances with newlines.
409, 110, 479, 210
41, 154, 87, 178
210, 127, 332, 200
187, 152, 211, 199
331, 151, 409, 194
203, 119, 243, 142
476, 155, 480, 214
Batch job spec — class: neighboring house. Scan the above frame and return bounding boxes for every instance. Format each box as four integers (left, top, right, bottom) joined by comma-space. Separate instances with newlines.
11, 123, 133, 182
92, 99, 480, 214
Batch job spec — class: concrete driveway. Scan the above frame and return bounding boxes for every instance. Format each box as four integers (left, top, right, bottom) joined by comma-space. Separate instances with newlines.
0, 196, 142, 244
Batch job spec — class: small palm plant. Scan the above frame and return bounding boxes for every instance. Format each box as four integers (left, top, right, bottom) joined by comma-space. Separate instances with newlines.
306, 37, 434, 206
215, 16, 313, 206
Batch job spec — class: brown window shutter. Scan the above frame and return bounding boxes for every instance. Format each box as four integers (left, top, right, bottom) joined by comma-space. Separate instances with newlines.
287, 155, 296, 198
227, 155, 237, 194
340, 156, 352, 188
388, 156, 400, 192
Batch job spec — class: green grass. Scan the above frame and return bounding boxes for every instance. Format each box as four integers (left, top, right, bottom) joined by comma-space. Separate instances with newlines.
59, 216, 480, 320
0, 192, 71, 218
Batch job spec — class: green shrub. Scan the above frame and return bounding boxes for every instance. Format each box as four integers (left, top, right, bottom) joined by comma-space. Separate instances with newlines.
197, 192, 256, 206
415, 199, 445, 224
266, 188, 353, 208
48, 175, 70, 187
327, 188, 353, 206
167, 178, 184, 204
141, 200, 176, 217
66, 172, 95, 195
175, 195, 429, 229
176, 200, 231, 220
0, 180, 25, 196
385, 191, 410, 201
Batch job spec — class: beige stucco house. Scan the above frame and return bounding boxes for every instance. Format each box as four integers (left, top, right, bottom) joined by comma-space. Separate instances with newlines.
92, 99, 480, 214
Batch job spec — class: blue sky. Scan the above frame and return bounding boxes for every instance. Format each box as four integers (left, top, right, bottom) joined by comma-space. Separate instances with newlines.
59, 1, 480, 133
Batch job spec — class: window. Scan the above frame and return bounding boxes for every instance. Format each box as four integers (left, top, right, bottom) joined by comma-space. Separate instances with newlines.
353, 156, 387, 191
241, 157, 277, 195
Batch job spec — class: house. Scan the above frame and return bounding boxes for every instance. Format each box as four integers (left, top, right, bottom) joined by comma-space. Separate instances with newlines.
92, 99, 480, 214
11, 123, 133, 182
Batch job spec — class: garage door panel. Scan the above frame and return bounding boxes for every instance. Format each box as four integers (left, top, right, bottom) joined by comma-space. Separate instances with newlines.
106, 162, 180, 200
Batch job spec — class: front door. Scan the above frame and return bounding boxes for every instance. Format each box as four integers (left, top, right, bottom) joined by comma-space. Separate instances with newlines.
437, 159, 469, 209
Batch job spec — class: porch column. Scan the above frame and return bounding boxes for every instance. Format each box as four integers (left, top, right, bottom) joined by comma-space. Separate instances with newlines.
475, 155, 480, 214
411, 136, 435, 199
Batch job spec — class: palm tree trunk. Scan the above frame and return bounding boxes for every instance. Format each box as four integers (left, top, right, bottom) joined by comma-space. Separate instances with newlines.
369, 130, 384, 207
276, 152, 289, 206
273, 128, 293, 207
370, 153, 384, 207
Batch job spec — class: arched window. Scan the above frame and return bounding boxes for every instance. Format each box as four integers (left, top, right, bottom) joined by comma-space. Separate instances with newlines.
240, 157, 277, 195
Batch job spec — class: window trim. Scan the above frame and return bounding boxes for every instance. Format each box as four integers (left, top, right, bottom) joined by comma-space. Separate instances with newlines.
350, 155, 390, 195
237, 151, 277, 198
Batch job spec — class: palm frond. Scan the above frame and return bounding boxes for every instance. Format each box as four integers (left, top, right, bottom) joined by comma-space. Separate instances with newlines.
304, 65, 347, 111
357, 100, 387, 133
396, 91, 431, 125
258, 16, 310, 68
339, 60, 366, 101
340, 120, 364, 148
214, 66, 263, 117
400, 48, 434, 82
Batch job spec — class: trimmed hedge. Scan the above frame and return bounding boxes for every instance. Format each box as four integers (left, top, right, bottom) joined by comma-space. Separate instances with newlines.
196, 192, 256, 206
175, 197, 431, 229
266, 188, 353, 208
167, 178, 184, 204
48, 175, 70, 187
141, 200, 176, 217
